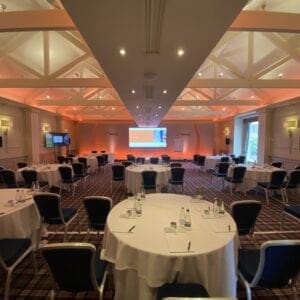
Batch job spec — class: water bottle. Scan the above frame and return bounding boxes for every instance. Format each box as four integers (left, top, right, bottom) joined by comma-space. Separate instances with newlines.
35, 181, 40, 191
219, 201, 225, 214
136, 199, 142, 216
141, 187, 145, 200
14, 189, 20, 204
179, 207, 185, 227
213, 198, 218, 215
185, 209, 191, 230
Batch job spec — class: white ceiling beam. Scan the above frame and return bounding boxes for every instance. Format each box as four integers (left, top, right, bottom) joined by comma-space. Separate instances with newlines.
187, 79, 300, 88
230, 11, 300, 33
0, 78, 112, 88
35, 99, 122, 106
175, 100, 260, 106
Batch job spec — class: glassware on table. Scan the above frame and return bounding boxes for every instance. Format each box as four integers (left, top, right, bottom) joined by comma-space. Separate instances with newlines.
184, 209, 191, 230
179, 207, 185, 227
136, 199, 142, 216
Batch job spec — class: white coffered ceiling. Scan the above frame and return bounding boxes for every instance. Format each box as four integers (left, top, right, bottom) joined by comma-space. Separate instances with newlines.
0, 0, 299, 124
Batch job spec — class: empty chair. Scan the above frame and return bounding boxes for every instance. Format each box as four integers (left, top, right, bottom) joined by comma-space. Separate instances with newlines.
17, 162, 27, 169
257, 170, 287, 204
91, 150, 97, 153
141, 170, 157, 192
170, 162, 182, 168
78, 157, 90, 172
224, 166, 247, 195
65, 156, 73, 164
271, 161, 282, 168
161, 155, 170, 165
68, 154, 75, 157
210, 162, 230, 189
196, 155, 206, 171
0, 238, 37, 300
136, 157, 145, 164
169, 167, 185, 193
58, 165, 81, 196
150, 157, 159, 164
238, 240, 300, 300
57, 156, 65, 164
295, 165, 300, 170
100, 150, 106, 153
102, 154, 109, 166
230, 200, 262, 242
96, 155, 107, 172
83, 196, 112, 236
157, 283, 209, 300
127, 154, 136, 163
193, 154, 200, 165
283, 170, 300, 203
232, 157, 240, 165
21, 169, 48, 190
33, 192, 80, 241
282, 204, 300, 230
230, 154, 235, 159
72, 162, 89, 188
39, 243, 108, 300
220, 156, 229, 162
111, 164, 125, 193
239, 155, 246, 164
0, 169, 24, 188
122, 160, 133, 168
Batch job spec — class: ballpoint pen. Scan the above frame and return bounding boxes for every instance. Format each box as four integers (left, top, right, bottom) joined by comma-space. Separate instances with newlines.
187, 241, 191, 251
128, 225, 136, 232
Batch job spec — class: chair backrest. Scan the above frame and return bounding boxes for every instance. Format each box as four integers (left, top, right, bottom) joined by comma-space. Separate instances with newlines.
83, 196, 112, 230
21, 169, 38, 188
136, 157, 145, 164
91, 150, 97, 153
220, 156, 229, 162
33, 192, 62, 222
150, 157, 159, 164
251, 240, 300, 288
111, 165, 125, 180
230, 154, 235, 158
0, 169, 17, 188
78, 157, 87, 167
68, 154, 76, 157
122, 161, 133, 168
170, 167, 185, 183
193, 154, 200, 163
0, 166, 5, 171
39, 243, 98, 292
57, 156, 65, 164
142, 170, 157, 189
287, 170, 300, 187
170, 162, 182, 168
65, 157, 73, 164
217, 162, 230, 174
96, 155, 105, 165
271, 161, 282, 168
102, 154, 108, 163
232, 157, 240, 164
232, 166, 247, 181
230, 200, 262, 235
197, 155, 206, 166
58, 166, 73, 181
72, 162, 85, 176
295, 165, 300, 170
127, 154, 135, 163
161, 155, 170, 164
269, 170, 287, 187
17, 162, 27, 169
239, 155, 246, 164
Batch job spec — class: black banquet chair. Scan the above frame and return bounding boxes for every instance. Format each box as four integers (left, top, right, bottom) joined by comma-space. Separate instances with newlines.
111, 164, 125, 193
196, 155, 206, 171
230, 200, 262, 243
170, 162, 182, 168
238, 240, 300, 300
224, 166, 247, 195
169, 167, 185, 193
83, 196, 112, 236
21, 169, 48, 190
283, 169, 300, 203
58, 165, 81, 196
136, 157, 145, 164
257, 170, 287, 204
157, 283, 209, 300
220, 156, 229, 162
33, 192, 80, 241
57, 156, 65, 164
17, 162, 27, 169
72, 162, 90, 188
141, 170, 157, 193
96, 155, 107, 172
271, 161, 282, 168
39, 243, 108, 300
122, 160, 133, 168
0, 169, 24, 188
150, 157, 159, 164
0, 237, 37, 300
210, 162, 230, 189
281, 204, 300, 230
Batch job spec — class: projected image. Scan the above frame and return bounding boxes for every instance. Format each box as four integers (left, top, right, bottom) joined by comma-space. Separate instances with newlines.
129, 127, 167, 148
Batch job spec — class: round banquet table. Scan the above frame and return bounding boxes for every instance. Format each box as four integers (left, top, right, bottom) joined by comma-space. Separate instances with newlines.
125, 164, 171, 195
204, 156, 222, 171
0, 188, 41, 246
101, 193, 238, 300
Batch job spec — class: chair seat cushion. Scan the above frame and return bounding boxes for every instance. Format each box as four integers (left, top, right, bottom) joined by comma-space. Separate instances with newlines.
238, 248, 260, 283
213, 172, 226, 177
284, 205, 300, 219
95, 248, 108, 284
0, 238, 31, 267
46, 207, 77, 224
257, 182, 282, 189
225, 176, 243, 183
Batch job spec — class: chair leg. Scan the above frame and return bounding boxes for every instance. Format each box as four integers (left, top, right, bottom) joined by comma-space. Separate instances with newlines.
50, 289, 55, 300
280, 189, 285, 203
32, 250, 37, 273
229, 183, 232, 196
59, 183, 62, 195
264, 188, 269, 204
281, 212, 285, 231
77, 214, 81, 234
63, 225, 67, 242
4, 269, 12, 300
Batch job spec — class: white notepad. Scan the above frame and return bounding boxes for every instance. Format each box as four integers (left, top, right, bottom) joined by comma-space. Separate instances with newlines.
165, 234, 194, 253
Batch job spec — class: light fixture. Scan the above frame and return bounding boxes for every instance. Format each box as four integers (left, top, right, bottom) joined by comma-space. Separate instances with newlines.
0, 119, 10, 135
222, 107, 226, 111
158, 106, 162, 109
131, 89, 136, 94
136, 105, 139, 109
42, 123, 51, 133
177, 48, 185, 57
223, 127, 230, 137
196, 96, 199, 100
251, 95, 255, 99
0, 3, 6, 12
46, 95, 50, 99
286, 120, 297, 136
72, 107, 76, 110
198, 72, 202, 77
219, 72, 224, 78
112, 107, 115, 110
155, 113, 158, 117
163, 90, 167, 94
119, 48, 126, 56
278, 73, 283, 78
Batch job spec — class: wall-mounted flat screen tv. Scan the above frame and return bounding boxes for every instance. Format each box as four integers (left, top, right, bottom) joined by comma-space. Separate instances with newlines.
129, 127, 167, 148
45, 132, 70, 148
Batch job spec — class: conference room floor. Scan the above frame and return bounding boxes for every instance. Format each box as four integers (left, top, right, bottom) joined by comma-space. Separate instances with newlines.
0, 162, 299, 299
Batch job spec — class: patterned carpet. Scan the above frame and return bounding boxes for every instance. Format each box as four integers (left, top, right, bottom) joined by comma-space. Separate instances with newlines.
0, 162, 299, 299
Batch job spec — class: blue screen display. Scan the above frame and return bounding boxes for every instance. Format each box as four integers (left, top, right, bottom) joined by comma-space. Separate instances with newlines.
129, 127, 167, 148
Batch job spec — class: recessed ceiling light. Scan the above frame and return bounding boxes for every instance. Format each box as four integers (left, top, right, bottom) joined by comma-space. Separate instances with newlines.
278, 73, 283, 78
136, 105, 139, 109
112, 107, 115, 110
163, 90, 167, 94
98, 95, 102, 100
219, 72, 224, 78
119, 48, 126, 56
222, 107, 226, 111
46, 95, 50, 99
177, 48, 185, 57
131, 90, 136, 94
251, 95, 255, 99
158, 106, 162, 109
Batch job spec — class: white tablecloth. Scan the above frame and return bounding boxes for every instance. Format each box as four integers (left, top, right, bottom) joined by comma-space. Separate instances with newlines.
102, 193, 238, 300
204, 156, 222, 171
16, 164, 65, 188
0, 189, 40, 246
228, 164, 282, 192
125, 164, 171, 195
74, 156, 98, 173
